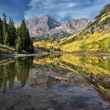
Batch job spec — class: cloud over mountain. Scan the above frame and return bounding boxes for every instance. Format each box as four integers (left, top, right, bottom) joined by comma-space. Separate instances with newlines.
25, 0, 110, 21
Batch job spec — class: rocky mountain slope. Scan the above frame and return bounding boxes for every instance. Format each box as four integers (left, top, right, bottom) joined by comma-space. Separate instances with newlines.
27, 16, 60, 37
27, 16, 89, 38
60, 4, 110, 52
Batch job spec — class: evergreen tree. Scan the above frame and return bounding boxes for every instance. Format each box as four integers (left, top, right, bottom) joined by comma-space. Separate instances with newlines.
0, 18, 3, 44
91, 27, 94, 34
0, 14, 33, 53
4, 32, 9, 46
8, 18, 17, 47
16, 19, 33, 53
2, 13, 8, 45
16, 35, 22, 52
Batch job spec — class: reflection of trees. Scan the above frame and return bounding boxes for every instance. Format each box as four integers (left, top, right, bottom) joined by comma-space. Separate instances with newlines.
0, 57, 32, 92
6, 63, 16, 90
15, 57, 32, 87
59, 55, 110, 102
0, 62, 16, 92
80, 56, 110, 72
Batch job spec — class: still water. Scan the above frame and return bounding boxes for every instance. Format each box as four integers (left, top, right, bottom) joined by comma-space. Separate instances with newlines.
0, 54, 110, 110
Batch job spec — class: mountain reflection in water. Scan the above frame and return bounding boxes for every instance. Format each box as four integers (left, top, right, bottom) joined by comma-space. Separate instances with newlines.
0, 54, 110, 110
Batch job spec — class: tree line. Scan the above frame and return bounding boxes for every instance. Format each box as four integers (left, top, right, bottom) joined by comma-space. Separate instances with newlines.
0, 14, 33, 53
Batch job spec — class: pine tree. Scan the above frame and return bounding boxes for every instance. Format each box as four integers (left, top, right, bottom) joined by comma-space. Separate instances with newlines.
0, 14, 33, 53
8, 18, 17, 47
2, 13, 8, 45
16, 35, 22, 52
91, 27, 94, 34
0, 18, 3, 44
16, 19, 33, 53
4, 32, 9, 46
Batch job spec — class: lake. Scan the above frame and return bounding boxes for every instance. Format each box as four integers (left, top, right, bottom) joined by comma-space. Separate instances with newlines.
0, 53, 110, 110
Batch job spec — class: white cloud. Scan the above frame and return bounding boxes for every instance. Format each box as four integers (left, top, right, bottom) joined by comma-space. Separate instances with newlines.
25, 0, 110, 21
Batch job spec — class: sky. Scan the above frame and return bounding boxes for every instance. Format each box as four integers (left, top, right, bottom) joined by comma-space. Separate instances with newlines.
0, 0, 110, 22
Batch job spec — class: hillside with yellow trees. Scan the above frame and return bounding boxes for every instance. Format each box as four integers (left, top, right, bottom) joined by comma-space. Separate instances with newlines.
59, 4, 110, 52
33, 4, 110, 53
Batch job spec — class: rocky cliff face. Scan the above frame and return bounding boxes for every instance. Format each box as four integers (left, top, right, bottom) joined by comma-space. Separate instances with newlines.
49, 18, 89, 37
27, 16, 89, 38
26, 16, 60, 37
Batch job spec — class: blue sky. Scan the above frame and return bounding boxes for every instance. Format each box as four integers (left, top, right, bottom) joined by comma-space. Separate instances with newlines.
0, 0, 30, 22
0, 0, 110, 22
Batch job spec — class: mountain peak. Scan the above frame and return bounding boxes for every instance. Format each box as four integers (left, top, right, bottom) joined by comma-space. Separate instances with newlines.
27, 16, 89, 38
27, 16, 60, 37
46, 15, 61, 29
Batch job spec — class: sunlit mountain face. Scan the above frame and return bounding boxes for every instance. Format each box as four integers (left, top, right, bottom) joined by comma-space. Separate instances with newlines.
26, 16, 90, 37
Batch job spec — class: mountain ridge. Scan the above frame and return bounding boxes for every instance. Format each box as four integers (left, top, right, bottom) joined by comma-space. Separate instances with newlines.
27, 16, 90, 38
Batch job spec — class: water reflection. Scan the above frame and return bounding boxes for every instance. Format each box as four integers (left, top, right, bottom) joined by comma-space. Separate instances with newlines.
0, 57, 32, 92
1, 54, 110, 109
33, 54, 110, 102
1, 54, 110, 94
